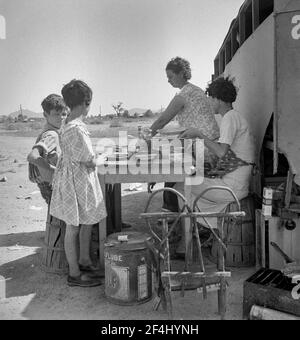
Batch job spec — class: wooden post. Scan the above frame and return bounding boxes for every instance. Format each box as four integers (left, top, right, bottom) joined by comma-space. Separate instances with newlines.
265, 219, 270, 268
255, 209, 262, 269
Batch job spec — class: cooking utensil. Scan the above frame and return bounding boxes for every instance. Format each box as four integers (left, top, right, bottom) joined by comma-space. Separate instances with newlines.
270, 242, 294, 264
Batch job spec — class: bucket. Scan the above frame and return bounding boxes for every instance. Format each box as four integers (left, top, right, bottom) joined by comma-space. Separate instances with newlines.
104, 231, 153, 305
42, 208, 68, 274
211, 195, 256, 267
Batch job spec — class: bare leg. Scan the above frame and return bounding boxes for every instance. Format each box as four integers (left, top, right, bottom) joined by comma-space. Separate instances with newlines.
79, 224, 93, 266
65, 224, 80, 277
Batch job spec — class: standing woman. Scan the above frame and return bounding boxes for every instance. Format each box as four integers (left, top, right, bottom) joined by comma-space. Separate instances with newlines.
150, 56, 220, 213
150, 56, 219, 139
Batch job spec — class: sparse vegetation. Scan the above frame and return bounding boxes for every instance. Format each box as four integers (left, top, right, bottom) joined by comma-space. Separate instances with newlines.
0, 110, 170, 139
3, 121, 44, 131
109, 118, 124, 128
112, 102, 125, 117
85, 116, 105, 125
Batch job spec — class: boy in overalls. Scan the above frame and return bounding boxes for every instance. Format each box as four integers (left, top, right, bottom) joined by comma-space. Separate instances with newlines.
27, 94, 67, 202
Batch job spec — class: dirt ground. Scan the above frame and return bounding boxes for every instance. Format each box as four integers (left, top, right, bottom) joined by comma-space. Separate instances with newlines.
0, 132, 256, 320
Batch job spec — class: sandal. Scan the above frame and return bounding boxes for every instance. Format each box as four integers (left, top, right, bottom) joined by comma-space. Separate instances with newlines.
79, 264, 105, 278
67, 273, 102, 287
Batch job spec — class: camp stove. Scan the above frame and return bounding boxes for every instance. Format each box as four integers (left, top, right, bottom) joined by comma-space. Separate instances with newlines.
243, 268, 300, 319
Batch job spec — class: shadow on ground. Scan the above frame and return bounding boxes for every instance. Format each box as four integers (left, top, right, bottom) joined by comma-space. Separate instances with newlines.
0, 190, 256, 320
0, 231, 44, 248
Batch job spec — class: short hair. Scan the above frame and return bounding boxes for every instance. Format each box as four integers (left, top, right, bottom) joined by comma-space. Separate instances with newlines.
41, 94, 66, 114
205, 77, 237, 103
61, 79, 93, 110
166, 57, 192, 80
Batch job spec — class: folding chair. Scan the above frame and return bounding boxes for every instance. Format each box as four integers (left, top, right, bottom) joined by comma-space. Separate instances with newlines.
140, 186, 245, 320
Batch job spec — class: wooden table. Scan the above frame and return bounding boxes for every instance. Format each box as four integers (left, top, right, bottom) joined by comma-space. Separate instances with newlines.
97, 157, 197, 268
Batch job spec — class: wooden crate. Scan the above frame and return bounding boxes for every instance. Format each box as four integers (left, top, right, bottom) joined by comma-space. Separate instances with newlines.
243, 268, 300, 319
211, 196, 256, 267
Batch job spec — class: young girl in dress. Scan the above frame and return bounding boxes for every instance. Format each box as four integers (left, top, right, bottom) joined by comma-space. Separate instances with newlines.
50, 79, 107, 287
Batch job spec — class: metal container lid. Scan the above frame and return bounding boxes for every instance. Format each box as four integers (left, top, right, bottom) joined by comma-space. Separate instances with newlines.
105, 231, 152, 251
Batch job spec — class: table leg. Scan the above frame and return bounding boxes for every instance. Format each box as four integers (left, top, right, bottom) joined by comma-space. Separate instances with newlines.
105, 184, 115, 235
113, 184, 122, 232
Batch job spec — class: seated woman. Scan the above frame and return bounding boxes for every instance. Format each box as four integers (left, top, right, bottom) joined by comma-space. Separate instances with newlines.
175, 77, 255, 253
149, 56, 219, 213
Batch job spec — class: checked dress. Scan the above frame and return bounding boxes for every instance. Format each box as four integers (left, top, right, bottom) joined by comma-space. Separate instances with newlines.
50, 118, 107, 226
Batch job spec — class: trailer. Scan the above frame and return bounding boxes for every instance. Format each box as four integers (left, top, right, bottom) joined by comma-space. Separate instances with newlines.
212, 0, 300, 267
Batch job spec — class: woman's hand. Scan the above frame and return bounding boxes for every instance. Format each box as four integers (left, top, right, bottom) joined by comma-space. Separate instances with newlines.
147, 182, 156, 193
179, 128, 204, 139
141, 127, 152, 140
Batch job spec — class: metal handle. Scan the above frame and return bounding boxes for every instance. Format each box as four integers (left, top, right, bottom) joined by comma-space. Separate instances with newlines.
270, 242, 294, 263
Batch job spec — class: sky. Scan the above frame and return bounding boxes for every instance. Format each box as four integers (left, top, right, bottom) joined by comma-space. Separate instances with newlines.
0, 0, 244, 116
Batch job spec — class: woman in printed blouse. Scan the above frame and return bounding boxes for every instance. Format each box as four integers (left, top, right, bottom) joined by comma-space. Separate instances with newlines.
149, 56, 220, 214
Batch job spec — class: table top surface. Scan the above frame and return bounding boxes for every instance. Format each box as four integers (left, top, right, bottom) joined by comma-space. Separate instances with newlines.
97, 153, 198, 183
